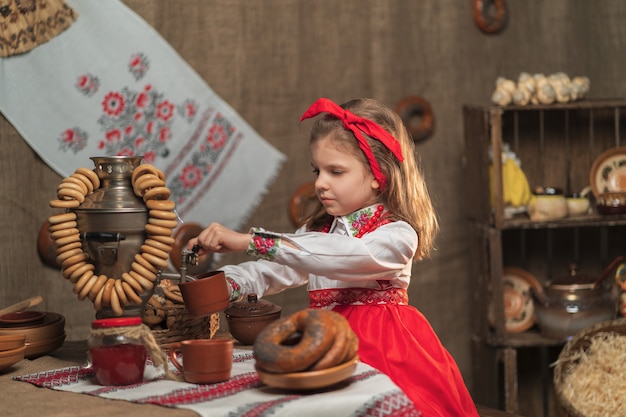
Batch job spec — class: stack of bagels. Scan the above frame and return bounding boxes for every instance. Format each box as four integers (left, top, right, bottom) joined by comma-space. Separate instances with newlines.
253, 309, 358, 373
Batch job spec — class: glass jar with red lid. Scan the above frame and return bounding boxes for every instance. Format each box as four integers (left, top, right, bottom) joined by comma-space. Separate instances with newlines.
88, 317, 147, 386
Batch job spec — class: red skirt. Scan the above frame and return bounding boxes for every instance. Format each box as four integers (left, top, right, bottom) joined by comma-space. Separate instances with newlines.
310, 290, 479, 417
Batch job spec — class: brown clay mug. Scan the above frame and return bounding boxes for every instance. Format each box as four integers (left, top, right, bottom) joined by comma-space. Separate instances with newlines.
179, 270, 230, 317
168, 339, 234, 384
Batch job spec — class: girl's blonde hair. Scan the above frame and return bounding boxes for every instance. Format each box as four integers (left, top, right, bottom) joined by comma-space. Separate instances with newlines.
304, 98, 439, 260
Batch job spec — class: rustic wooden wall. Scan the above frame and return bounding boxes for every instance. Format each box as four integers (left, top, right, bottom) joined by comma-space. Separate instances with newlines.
2, 1, 626, 410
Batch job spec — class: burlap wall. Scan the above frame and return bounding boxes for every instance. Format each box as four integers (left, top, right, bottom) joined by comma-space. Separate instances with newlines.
2, 0, 626, 399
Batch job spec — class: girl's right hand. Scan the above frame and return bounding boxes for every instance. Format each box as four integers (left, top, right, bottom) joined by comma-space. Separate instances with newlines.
187, 222, 252, 255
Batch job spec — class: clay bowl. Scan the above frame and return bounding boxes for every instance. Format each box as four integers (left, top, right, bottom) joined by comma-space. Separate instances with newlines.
0, 334, 26, 351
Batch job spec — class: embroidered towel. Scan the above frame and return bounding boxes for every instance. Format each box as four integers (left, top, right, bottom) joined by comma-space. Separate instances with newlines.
0, 0, 285, 229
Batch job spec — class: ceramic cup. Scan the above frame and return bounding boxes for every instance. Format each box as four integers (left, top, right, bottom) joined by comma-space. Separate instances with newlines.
179, 270, 230, 317
168, 339, 234, 384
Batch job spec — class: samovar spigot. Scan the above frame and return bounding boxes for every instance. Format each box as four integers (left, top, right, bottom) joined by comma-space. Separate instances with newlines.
179, 245, 200, 282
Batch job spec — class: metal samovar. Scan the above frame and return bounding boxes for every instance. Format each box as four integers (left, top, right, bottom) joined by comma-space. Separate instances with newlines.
73, 156, 150, 318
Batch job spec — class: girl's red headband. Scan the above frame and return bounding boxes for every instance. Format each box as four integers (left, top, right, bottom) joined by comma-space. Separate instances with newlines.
300, 98, 404, 192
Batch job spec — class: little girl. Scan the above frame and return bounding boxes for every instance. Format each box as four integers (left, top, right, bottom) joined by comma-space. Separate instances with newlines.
189, 97, 479, 417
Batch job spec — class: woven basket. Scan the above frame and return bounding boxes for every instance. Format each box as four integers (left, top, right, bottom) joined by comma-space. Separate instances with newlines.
553, 318, 626, 417
144, 295, 220, 349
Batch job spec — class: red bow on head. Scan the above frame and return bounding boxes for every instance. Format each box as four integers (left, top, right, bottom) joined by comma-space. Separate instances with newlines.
300, 98, 404, 192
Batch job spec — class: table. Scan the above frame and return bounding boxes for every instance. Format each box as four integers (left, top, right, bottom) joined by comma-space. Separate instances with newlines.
1, 340, 418, 417
1, 340, 520, 417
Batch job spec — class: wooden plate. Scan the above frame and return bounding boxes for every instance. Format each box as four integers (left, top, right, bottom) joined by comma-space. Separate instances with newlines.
0, 312, 65, 343
0, 345, 25, 372
0, 311, 46, 326
589, 146, 626, 197
489, 267, 542, 334
0, 334, 26, 352
256, 356, 359, 391
24, 333, 65, 359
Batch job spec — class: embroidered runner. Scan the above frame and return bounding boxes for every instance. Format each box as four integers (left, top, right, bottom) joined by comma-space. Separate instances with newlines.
0, 0, 285, 230
14, 349, 421, 417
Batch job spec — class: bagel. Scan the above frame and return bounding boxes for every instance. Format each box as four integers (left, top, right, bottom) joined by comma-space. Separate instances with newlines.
309, 312, 355, 371
149, 209, 177, 220
134, 175, 165, 196
143, 186, 171, 201
134, 252, 159, 273
70, 172, 94, 194
162, 284, 184, 304
473, 0, 507, 34
121, 272, 144, 293
143, 296, 166, 325
48, 220, 77, 233
57, 187, 85, 203
54, 242, 83, 256
58, 179, 87, 195
62, 260, 88, 280
148, 217, 178, 229
50, 227, 80, 240
93, 286, 105, 311
147, 234, 176, 246
114, 279, 129, 307
122, 281, 143, 305
145, 223, 173, 237
144, 238, 173, 254
88, 275, 109, 301
101, 278, 116, 306
131, 164, 165, 183
393, 95, 435, 143
146, 199, 176, 211
48, 212, 76, 224
140, 244, 169, 261
253, 309, 337, 373
75, 167, 100, 189
77, 273, 99, 300
49, 199, 80, 209
55, 241, 82, 256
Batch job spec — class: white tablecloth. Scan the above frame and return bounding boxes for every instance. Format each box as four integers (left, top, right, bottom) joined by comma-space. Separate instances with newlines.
15, 349, 421, 417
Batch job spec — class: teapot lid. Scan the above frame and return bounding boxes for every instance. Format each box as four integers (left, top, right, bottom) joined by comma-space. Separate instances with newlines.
224, 294, 282, 318
550, 264, 596, 290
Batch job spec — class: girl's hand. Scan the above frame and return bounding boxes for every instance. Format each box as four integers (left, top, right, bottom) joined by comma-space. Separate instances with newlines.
187, 223, 251, 255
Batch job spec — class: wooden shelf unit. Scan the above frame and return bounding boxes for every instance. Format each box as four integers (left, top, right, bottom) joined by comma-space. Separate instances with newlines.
463, 100, 626, 416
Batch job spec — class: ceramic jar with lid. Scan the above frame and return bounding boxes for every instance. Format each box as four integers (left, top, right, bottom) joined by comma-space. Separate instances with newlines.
224, 294, 282, 345
88, 317, 147, 385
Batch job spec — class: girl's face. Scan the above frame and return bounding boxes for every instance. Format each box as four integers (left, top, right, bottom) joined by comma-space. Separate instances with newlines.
310, 135, 380, 216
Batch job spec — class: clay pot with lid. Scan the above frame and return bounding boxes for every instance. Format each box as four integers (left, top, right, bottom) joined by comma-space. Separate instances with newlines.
531, 257, 622, 340
224, 294, 282, 345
